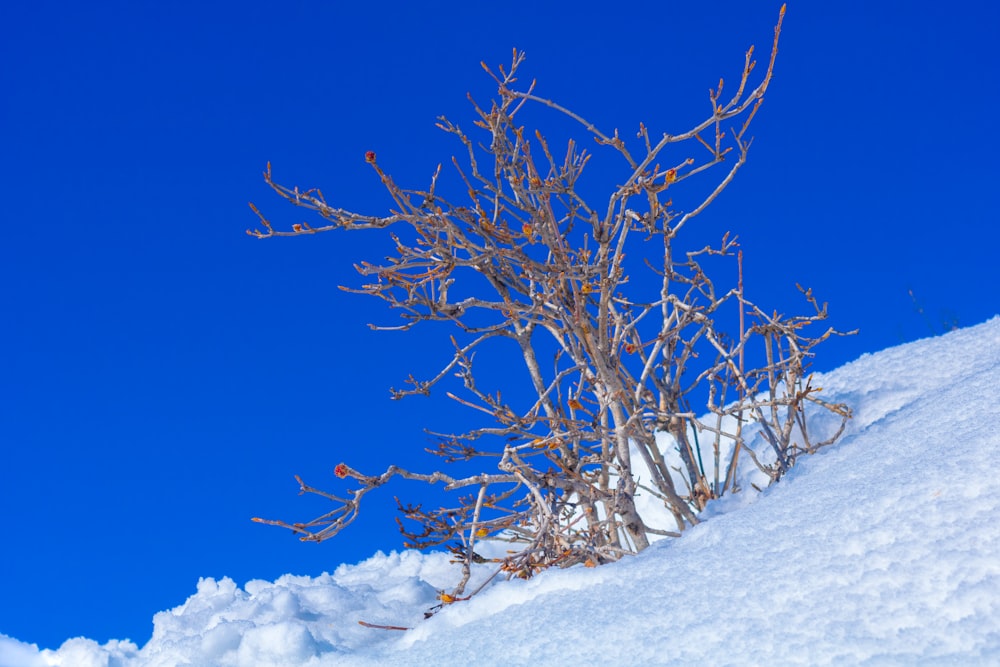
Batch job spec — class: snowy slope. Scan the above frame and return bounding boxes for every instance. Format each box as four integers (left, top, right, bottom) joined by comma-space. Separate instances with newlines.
3, 318, 999, 666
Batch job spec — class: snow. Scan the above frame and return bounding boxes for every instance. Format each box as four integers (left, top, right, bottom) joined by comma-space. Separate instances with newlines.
3, 318, 999, 666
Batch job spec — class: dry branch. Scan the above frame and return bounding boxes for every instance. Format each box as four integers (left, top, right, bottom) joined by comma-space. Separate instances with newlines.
249, 4, 853, 612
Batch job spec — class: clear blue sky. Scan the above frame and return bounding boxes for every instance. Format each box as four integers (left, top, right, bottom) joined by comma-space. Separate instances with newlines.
2, 1, 997, 649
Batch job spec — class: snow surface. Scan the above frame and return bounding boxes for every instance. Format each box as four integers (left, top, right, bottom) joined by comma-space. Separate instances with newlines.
3, 318, 999, 666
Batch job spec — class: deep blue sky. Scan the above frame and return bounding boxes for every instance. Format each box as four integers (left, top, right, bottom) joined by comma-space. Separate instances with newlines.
2, 1, 997, 650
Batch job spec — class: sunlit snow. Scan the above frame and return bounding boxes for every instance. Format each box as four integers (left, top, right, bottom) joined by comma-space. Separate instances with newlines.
3, 318, 999, 666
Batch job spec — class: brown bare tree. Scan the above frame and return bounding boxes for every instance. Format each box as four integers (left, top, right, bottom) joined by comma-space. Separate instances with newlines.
250, 5, 853, 605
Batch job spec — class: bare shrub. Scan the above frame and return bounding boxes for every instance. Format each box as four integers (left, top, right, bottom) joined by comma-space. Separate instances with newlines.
250, 5, 854, 607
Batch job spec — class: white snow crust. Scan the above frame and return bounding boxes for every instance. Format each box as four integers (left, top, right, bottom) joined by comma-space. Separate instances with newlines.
3, 318, 998, 666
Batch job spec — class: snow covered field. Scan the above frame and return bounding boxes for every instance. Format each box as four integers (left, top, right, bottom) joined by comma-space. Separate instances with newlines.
3, 318, 999, 666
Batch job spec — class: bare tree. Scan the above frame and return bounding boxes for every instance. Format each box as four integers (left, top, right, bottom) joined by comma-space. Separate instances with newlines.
250, 5, 853, 606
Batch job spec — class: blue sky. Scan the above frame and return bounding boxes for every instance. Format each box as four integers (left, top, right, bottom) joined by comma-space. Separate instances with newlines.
2, 0, 998, 649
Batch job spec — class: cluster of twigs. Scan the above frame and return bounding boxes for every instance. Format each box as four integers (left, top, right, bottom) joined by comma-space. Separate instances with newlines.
251, 5, 853, 609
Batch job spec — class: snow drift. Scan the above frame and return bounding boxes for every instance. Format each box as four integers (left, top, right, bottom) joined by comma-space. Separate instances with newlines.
3, 318, 999, 666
